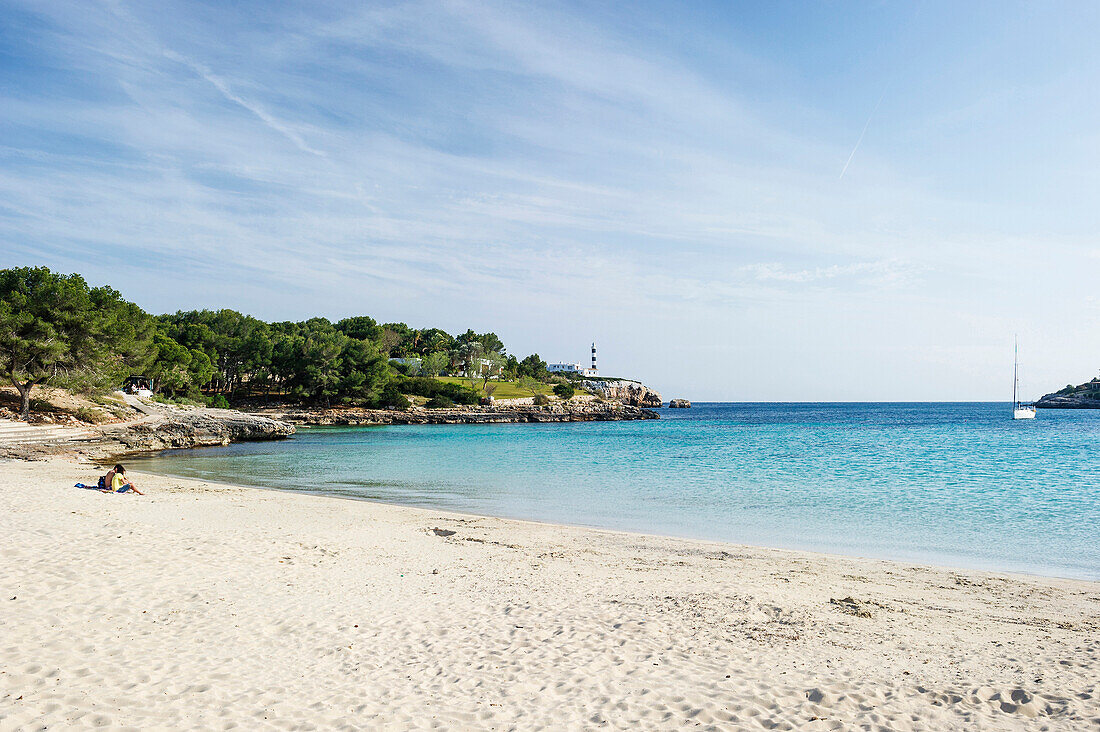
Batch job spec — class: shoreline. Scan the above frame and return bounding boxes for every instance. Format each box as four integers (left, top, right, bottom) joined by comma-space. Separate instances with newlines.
133, 462, 1100, 587
127, 458, 1099, 584
3, 455, 1097, 729
252, 401, 661, 425
0, 397, 659, 464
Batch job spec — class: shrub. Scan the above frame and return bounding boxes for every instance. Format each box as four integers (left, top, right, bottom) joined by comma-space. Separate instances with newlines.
74, 407, 106, 424
374, 383, 410, 409
533, 394, 550, 406
207, 394, 230, 409
553, 383, 575, 399
390, 360, 421, 377
426, 395, 455, 408
397, 376, 479, 405
29, 397, 53, 413
153, 394, 202, 407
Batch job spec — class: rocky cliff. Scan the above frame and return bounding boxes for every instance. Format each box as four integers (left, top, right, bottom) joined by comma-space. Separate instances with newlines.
1035, 377, 1100, 409
579, 379, 663, 408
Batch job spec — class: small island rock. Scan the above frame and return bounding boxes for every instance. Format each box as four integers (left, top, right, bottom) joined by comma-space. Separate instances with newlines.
668, 399, 692, 408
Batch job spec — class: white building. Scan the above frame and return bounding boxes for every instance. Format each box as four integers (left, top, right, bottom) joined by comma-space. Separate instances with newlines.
548, 343, 599, 377
460, 358, 504, 378
547, 362, 585, 373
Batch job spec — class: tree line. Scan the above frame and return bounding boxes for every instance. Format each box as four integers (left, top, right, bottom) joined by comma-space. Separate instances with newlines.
0, 267, 554, 419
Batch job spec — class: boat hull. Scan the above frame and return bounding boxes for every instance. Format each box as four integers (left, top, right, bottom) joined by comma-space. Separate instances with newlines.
1013, 407, 1036, 420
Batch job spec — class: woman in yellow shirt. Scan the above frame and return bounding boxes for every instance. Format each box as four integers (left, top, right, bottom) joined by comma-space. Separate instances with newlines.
98, 464, 143, 495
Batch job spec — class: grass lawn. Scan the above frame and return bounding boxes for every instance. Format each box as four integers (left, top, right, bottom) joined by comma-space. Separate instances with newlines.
433, 376, 554, 399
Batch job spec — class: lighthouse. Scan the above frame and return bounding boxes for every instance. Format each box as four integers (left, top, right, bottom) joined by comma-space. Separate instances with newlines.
591, 342, 597, 373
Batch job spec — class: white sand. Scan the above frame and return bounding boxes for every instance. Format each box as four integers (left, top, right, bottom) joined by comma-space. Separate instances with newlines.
1, 458, 1097, 730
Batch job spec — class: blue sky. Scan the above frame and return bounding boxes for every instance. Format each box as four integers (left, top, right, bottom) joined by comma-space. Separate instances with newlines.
1, 1, 1097, 400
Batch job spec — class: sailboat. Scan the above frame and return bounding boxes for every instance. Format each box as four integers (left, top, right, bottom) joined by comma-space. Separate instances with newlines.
1013, 337, 1036, 420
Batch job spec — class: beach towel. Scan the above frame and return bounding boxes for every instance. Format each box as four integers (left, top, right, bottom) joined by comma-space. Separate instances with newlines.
76, 482, 131, 493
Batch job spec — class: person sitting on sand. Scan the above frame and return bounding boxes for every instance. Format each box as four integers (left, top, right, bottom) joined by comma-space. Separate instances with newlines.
98, 464, 143, 495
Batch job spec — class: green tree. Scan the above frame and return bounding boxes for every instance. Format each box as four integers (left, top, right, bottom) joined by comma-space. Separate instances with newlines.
379, 322, 411, 356
337, 335, 389, 404
455, 329, 507, 356
517, 375, 542, 396
186, 349, 216, 394
421, 350, 449, 377
335, 315, 383, 343
481, 351, 506, 385
148, 332, 194, 396
553, 382, 576, 399
158, 309, 271, 396
147, 331, 216, 398
518, 353, 548, 381
0, 267, 154, 418
56, 286, 156, 395
457, 340, 485, 378
478, 332, 506, 355
417, 328, 454, 356
503, 354, 519, 380
271, 318, 390, 405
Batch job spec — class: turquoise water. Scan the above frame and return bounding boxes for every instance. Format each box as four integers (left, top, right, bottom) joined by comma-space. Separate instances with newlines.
129, 403, 1100, 580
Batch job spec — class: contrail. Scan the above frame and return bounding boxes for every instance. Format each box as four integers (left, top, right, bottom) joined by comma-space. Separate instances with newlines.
164, 49, 326, 158
839, 87, 888, 181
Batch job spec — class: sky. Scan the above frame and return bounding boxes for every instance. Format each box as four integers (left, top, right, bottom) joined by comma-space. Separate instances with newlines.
1, 0, 1098, 401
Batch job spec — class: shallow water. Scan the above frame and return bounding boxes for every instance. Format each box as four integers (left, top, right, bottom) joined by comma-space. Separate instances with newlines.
129, 403, 1100, 580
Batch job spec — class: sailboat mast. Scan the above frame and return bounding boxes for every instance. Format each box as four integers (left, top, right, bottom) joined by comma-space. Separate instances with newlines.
1013, 337, 1019, 407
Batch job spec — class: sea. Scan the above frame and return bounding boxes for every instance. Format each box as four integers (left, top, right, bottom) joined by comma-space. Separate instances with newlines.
128, 403, 1100, 580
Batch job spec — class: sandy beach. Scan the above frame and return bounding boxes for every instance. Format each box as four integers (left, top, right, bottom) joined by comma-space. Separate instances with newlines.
1, 457, 1097, 730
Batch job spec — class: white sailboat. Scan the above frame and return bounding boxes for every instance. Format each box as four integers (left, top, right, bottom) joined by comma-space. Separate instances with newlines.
1013, 337, 1036, 420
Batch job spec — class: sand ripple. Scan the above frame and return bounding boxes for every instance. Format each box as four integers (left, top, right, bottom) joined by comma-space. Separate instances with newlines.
1, 458, 1097, 730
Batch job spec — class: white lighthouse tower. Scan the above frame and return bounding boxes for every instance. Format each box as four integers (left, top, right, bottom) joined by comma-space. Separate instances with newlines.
587, 342, 599, 377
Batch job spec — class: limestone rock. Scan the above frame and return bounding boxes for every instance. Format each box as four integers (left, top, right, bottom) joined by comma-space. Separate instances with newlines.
578, 379, 662, 408
1035, 377, 1100, 409
668, 399, 691, 408
263, 402, 659, 426
113, 410, 295, 451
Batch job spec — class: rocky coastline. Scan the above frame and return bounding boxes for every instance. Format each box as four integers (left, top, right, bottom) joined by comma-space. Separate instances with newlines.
103, 409, 296, 453
1035, 393, 1100, 409
0, 402, 294, 461
258, 401, 660, 426
578, 379, 663, 408
1035, 376, 1100, 409
2, 389, 662, 461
